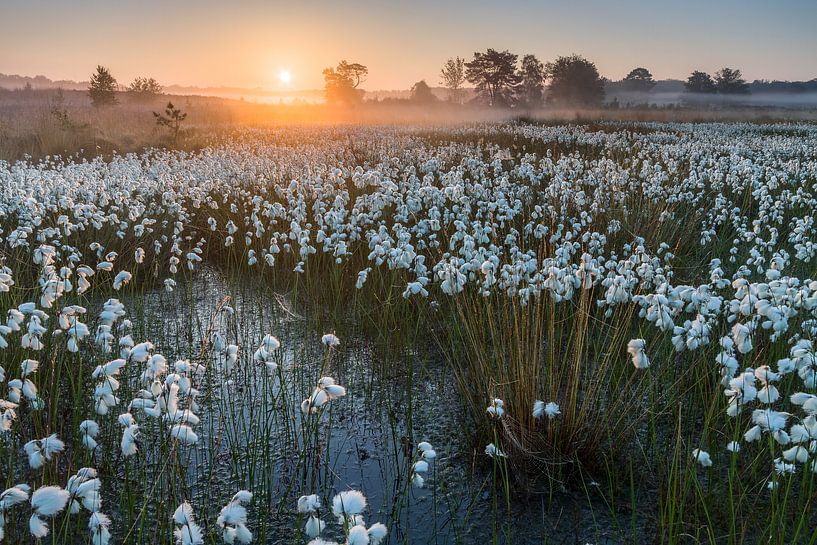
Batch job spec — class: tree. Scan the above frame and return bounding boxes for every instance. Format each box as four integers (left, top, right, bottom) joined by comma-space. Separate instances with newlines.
684, 71, 716, 93
88, 65, 118, 107
517, 54, 545, 108
153, 102, 187, 142
440, 57, 466, 103
323, 60, 368, 104
465, 49, 521, 107
715, 67, 749, 94
544, 55, 605, 106
622, 67, 656, 92
410, 80, 437, 103
127, 77, 163, 101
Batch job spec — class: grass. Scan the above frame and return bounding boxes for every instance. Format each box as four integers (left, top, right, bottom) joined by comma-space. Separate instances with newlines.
1, 119, 816, 543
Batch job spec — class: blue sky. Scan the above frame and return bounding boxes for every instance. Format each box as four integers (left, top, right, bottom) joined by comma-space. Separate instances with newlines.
1, 0, 815, 89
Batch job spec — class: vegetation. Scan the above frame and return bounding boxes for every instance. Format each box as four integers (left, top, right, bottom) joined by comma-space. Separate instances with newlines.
517, 54, 546, 108
409, 80, 436, 103
715, 67, 750, 94
686, 68, 750, 95
322, 60, 368, 104
439, 56, 466, 103
465, 49, 521, 107
127, 77, 163, 101
622, 67, 657, 92
1, 122, 816, 544
685, 70, 718, 93
544, 54, 606, 106
153, 101, 188, 141
88, 65, 118, 107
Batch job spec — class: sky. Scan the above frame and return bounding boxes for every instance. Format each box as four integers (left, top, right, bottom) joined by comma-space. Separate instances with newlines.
1, 0, 816, 90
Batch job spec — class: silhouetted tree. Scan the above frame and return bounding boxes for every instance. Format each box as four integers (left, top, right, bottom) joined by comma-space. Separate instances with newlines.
465, 49, 521, 107
544, 55, 605, 106
684, 71, 716, 93
88, 65, 118, 107
440, 57, 466, 103
127, 77, 163, 101
153, 102, 187, 142
715, 67, 749, 94
517, 54, 545, 108
323, 60, 368, 104
410, 80, 437, 103
622, 67, 656, 92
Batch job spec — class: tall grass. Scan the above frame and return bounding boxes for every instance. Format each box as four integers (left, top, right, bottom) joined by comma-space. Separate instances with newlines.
1, 120, 816, 543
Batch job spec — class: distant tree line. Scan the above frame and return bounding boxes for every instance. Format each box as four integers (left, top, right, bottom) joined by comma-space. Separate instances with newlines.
80, 59, 815, 113
322, 51, 781, 108
20, 62, 816, 112
324, 50, 609, 108
749, 79, 817, 93
684, 68, 749, 94
87, 66, 165, 107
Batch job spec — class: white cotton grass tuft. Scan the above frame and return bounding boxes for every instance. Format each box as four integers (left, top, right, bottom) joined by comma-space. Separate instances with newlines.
301, 377, 347, 414
532, 400, 560, 419
297, 494, 326, 538
88, 511, 112, 545
297, 494, 321, 514
225, 344, 239, 367
321, 333, 340, 347
112, 270, 132, 290
1, 483, 30, 509
346, 525, 369, 545
1, 483, 30, 539
367, 522, 388, 545
418, 441, 437, 460
627, 339, 650, 369
332, 490, 367, 523
486, 398, 505, 418
318, 377, 346, 399
304, 515, 326, 538
485, 443, 507, 458
24, 434, 65, 469
411, 441, 436, 488
726, 441, 741, 453
20, 358, 39, 376
170, 424, 199, 445
782, 445, 810, 464
29, 485, 70, 538
413, 460, 429, 475
217, 490, 253, 544
253, 334, 280, 370
66, 468, 101, 514
692, 448, 712, 467
173, 501, 204, 545
120, 419, 140, 457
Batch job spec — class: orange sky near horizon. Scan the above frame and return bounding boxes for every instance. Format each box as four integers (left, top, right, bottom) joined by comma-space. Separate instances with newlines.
1, 0, 816, 91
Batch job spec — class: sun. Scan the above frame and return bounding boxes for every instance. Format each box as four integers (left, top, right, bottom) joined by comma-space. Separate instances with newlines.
278, 70, 292, 84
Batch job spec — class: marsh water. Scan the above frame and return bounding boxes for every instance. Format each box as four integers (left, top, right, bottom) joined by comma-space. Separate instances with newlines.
112, 266, 644, 544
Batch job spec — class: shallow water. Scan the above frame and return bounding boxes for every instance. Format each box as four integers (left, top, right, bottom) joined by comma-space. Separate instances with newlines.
106, 266, 645, 544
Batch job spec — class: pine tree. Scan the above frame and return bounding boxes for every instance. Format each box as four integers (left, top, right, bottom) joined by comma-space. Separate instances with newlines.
88, 65, 118, 107
127, 77, 163, 101
518, 54, 545, 108
465, 49, 521, 107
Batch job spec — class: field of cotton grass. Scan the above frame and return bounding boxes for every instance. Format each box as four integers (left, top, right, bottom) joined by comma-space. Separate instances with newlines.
1, 121, 816, 544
